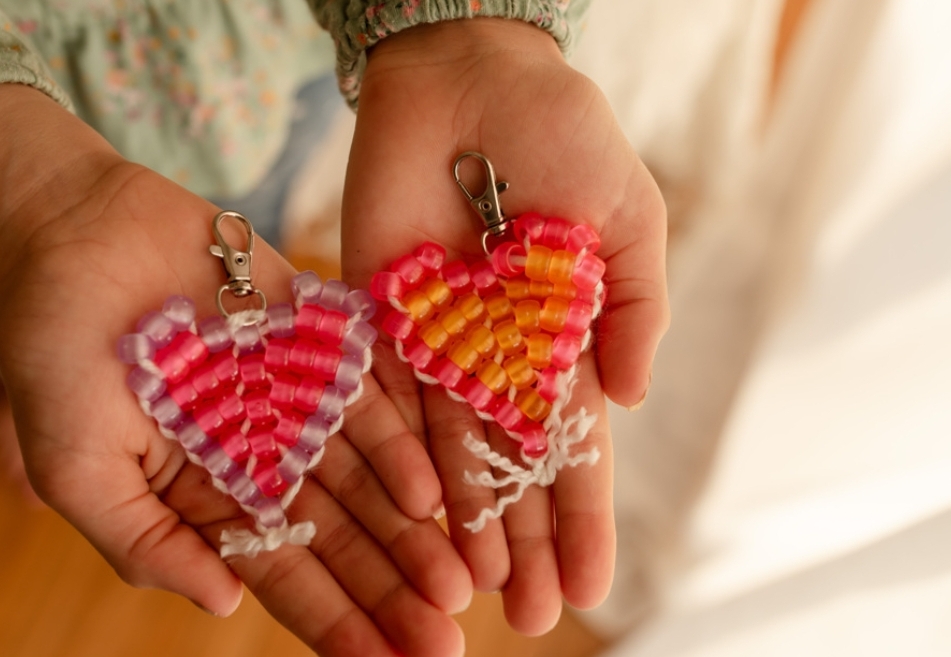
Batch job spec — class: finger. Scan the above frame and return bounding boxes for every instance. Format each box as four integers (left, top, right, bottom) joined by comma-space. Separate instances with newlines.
424, 385, 511, 592
342, 369, 442, 520
552, 353, 616, 609
370, 343, 428, 443
314, 433, 472, 614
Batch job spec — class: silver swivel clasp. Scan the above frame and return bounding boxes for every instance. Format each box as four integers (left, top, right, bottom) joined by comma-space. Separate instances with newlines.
453, 152, 511, 255
209, 210, 267, 318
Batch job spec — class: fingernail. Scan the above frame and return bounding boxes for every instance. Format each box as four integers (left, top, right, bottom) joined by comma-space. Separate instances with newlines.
191, 600, 220, 617
432, 503, 446, 520
627, 371, 653, 412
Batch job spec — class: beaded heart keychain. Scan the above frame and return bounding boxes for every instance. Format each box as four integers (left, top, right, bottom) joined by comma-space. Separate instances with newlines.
117, 212, 378, 557
370, 153, 605, 531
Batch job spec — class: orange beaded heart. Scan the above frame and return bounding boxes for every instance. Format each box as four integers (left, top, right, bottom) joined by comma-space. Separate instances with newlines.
370, 213, 605, 459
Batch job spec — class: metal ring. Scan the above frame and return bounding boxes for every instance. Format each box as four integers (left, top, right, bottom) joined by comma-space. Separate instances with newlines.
216, 285, 267, 321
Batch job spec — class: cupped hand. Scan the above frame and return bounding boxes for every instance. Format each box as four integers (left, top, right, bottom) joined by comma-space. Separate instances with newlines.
341, 19, 669, 635
0, 84, 469, 657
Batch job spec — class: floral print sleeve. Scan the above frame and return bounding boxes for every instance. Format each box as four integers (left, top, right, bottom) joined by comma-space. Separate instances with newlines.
0, 8, 72, 110
308, 0, 591, 109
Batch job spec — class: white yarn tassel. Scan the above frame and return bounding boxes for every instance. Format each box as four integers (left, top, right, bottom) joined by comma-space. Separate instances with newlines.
220, 521, 317, 558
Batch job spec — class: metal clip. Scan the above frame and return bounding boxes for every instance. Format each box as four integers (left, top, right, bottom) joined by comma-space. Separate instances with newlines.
209, 211, 266, 318
453, 152, 511, 254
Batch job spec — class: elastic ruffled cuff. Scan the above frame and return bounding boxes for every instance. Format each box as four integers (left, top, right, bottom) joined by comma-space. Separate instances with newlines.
0, 13, 73, 111
309, 0, 589, 109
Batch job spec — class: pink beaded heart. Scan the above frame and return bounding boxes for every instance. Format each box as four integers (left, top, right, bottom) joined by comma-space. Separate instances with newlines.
370, 213, 605, 460
117, 271, 377, 556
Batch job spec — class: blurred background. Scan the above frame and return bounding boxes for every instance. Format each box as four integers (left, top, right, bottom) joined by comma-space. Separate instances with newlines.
3, 0, 951, 654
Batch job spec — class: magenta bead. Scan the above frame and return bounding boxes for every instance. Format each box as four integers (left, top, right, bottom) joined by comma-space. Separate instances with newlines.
238, 353, 268, 389
370, 271, 405, 301
168, 379, 200, 411
193, 403, 226, 436
432, 359, 465, 391
176, 420, 210, 453
253, 496, 286, 527
540, 217, 571, 249
174, 332, 209, 367
264, 338, 293, 372
234, 324, 263, 354
536, 367, 560, 402
566, 224, 601, 254
571, 253, 606, 290
342, 320, 378, 355
226, 471, 261, 505
317, 310, 348, 346
150, 395, 183, 428
210, 352, 239, 385
126, 366, 166, 401
117, 333, 155, 364
317, 279, 349, 309
403, 340, 435, 372
270, 373, 298, 410
153, 345, 190, 384
311, 346, 342, 381
219, 426, 252, 462
244, 389, 275, 425
414, 242, 446, 272
462, 379, 495, 411
294, 304, 324, 341
198, 316, 233, 353
217, 390, 246, 424
519, 423, 548, 458
277, 445, 311, 483
513, 212, 546, 244
469, 260, 500, 293
252, 460, 288, 498
551, 333, 582, 369
191, 363, 220, 397
293, 376, 325, 414
316, 386, 347, 421
248, 427, 280, 459
442, 260, 473, 294
162, 295, 196, 330
341, 289, 376, 320
202, 444, 238, 479
291, 271, 323, 305
137, 311, 176, 348
491, 398, 524, 431
334, 355, 363, 392
391, 254, 425, 286
491, 242, 527, 277
274, 412, 305, 446
298, 416, 331, 452
289, 340, 318, 375
266, 302, 296, 338
565, 300, 594, 336
382, 310, 415, 341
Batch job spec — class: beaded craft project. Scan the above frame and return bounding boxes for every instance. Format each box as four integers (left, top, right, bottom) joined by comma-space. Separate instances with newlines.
118, 212, 377, 557
370, 153, 605, 531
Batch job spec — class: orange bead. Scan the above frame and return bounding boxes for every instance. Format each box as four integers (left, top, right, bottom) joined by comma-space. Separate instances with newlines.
476, 361, 510, 394
484, 293, 514, 322
547, 250, 576, 285
503, 277, 532, 301
447, 341, 480, 374
553, 282, 578, 300
529, 280, 554, 299
466, 325, 498, 358
493, 320, 525, 356
503, 355, 536, 389
526, 333, 553, 369
515, 300, 541, 335
456, 293, 485, 323
419, 278, 453, 308
402, 290, 435, 323
418, 321, 451, 354
539, 297, 570, 333
516, 388, 552, 422
525, 245, 553, 281
439, 308, 469, 336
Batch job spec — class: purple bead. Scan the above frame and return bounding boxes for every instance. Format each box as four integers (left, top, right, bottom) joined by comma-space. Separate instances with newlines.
341, 289, 376, 320
149, 395, 183, 429
234, 324, 263, 354
266, 302, 296, 338
226, 471, 261, 506
253, 497, 286, 529
316, 386, 347, 422
176, 420, 211, 454
201, 444, 238, 480
277, 445, 311, 483
117, 333, 155, 364
162, 295, 196, 330
341, 320, 378, 356
136, 311, 176, 349
291, 271, 323, 305
317, 279, 348, 310
126, 366, 166, 402
298, 417, 331, 452
334, 354, 363, 392
198, 316, 233, 353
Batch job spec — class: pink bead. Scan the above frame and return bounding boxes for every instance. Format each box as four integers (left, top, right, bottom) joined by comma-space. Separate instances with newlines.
266, 302, 296, 338
248, 427, 280, 459
433, 359, 466, 391
217, 390, 246, 425
173, 331, 210, 367
226, 471, 261, 505
252, 460, 288, 498
190, 363, 220, 397
317, 310, 348, 346
566, 224, 601, 254
210, 351, 239, 385
176, 420, 210, 454
491, 398, 524, 431
201, 444, 238, 480
198, 316, 233, 353
462, 379, 495, 411
334, 354, 363, 392
565, 300, 594, 336
253, 496, 286, 527
370, 271, 405, 301
116, 333, 155, 364
342, 320, 378, 355
150, 396, 183, 429
414, 242, 446, 272
312, 346, 343, 381
219, 426, 251, 462
382, 310, 415, 342
551, 333, 582, 369
244, 389, 275, 426
316, 386, 348, 422
341, 289, 376, 320
442, 260, 473, 294
391, 254, 425, 286
576, 283, 597, 305
126, 366, 166, 402
298, 416, 331, 452
153, 346, 190, 385
193, 403, 225, 436
536, 367, 560, 402
519, 423, 548, 458
269, 373, 298, 410
294, 304, 324, 341
491, 241, 527, 277
137, 311, 176, 348
274, 412, 305, 446
403, 340, 435, 372
264, 338, 293, 373
291, 271, 323, 304
234, 324, 263, 354
571, 253, 606, 290
238, 353, 268, 389
162, 295, 196, 330
469, 260, 500, 293
318, 280, 349, 309
293, 376, 325, 414
168, 379, 200, 411
277, 446, 311, 483
289, 340, 318, 375
513, 212, 546, 244
540, 217, 571, 249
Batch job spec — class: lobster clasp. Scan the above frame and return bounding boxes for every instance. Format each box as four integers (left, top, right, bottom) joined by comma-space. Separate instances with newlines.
209, 211, 255, 297
453, 152, 511, 252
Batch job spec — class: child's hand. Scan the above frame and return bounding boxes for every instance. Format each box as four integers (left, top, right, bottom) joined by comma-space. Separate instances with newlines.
341, 18, 669, 635
0, 84, 469, 657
